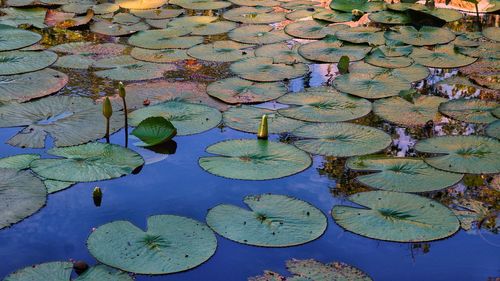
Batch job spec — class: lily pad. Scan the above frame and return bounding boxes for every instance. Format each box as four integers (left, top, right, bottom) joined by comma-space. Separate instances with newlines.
0, 96, 123, 148
93, 55, 176, 81
0, 7, 47, 29
0, 25, 41, 51
230, 57, 309, 82
87, 215, 217, 274
330, 0, 386, 13
286, 7, 325, 20
368, 10, 411, 24
199, 139, 312, 180
438, 99, 498, 124
170, 0, 230, 10
384, 26, 455, 46
31, 142, 144, 182
131, 48, 190, 63
229, 25, 291, 44
131, 8, 184, 19
0, 168, 46, 230
229, 0, 279, 6
132, 117, 177, 147
128, 28, 195, 49
346, 156, 463, 192
375, 44, 413, 57
415, 136, 500, 174
254, 43, 310, 64
0, 154, 39, 170
277, 87, 372, 123
365, 48, 413, 68
373, 96, 446, 126
483, 27, 500, 42
223, 106, 305, 134
189, 21, 237, 36
335, 26, 385, 45
44, 179, 74, 194
298, 38, 372, 63
347, 61, 429, 83
456, 43, 500, 60
0, 50, 57, 75
223, 7, 285, 24
128, 101, 222, 135
115, 0, 167, 9
284, 20, 348, 39
331, 191, 460, 242
207, 77, 286, 104
312, 10, 353, 23
486, 120, 500, 139
292, 122, 392, 157
410, 44, 477, 68
90, 20, 149, 36
333, 73, 410, 99
206, 194, 326, 247
187, 41, 254, 62
0, 68, 68, 103
3, 262, 133, 281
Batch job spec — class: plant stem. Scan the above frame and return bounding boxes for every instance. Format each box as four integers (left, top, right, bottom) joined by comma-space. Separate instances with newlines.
106, 118, 110, 143
123, 98, 128, 147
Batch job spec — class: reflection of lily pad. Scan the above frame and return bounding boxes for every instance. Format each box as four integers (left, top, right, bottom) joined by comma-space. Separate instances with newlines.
332, 191, 460, 242
373, 96, 446, 126
0, 168, 46, 230
439, 99, 498, 124
199, 139, 311, 180
132, 117, 177, 147
187, 41, 254, 62
129, 101, 222, 135
31, 142, 144, 182
206, 194, 326, 247
87, 215, 217, 274
346, 156, 463, 192
230, 57, 309, 82
415, 136, 500, 174
293, 122, 391, 157
223, 106, 305, 134
0, 50, 57, 75
207, 77, 286, 104
277, 87, 372, 122
384, 26, 455, 46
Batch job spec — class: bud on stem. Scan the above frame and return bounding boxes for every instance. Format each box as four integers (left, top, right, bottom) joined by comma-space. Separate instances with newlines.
257, 114, 268, 140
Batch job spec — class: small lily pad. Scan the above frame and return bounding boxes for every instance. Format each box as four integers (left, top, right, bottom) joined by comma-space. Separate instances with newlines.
230, 57, 309, 82
368, 10, 411, 24
373, 96, 446, 126
438, 99, 498, 124
199, 139, 312, 180
223, 106, 305, 134
312, 10, 353, 23
365, 48, 414, 68
206, 194, 326, 247
332, 191, 460, 242
207, 77, 286, 104
132, 117, 177, 147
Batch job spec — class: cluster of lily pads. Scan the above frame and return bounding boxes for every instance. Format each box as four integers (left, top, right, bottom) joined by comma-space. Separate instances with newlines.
0, 0, 499, 279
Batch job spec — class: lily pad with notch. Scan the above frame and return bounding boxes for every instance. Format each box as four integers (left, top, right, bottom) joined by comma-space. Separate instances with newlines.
187, 41, 254, 62
132, 117, 177, 147
230, 57, 309, 82
373, 95, 446, 126
229, 25, 291, 45
438, 99, 498, 124
207, 77, 286, 104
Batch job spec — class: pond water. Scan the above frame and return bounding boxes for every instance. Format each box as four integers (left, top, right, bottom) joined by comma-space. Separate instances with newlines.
0, 1, 499, 280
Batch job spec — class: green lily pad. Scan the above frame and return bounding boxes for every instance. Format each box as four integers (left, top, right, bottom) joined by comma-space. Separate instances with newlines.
132, 117, 177, 147
330, 0, 386, 12
312, 10, 353, 23
410, 44, 477, 68
129, 101, 222, 135
415, 136, 500, 174
386, 3, 462, 22
486, 120, 500, 139
483, 27, 500, 42
368, 10, 411, 24
375, 44, 413, 57
3, 262, 133, 281
384, 26, 455, 46
229, 0, 279, 6
90, 20, 149, 36
199, 139, 312, 180
438, 99, 498, 124
347, 61, 429, 83
187, 41, 254, 62
0, 7, 47, 29
206, 194, 326, 247
346, 156, 463, 192
31, 142, 144, 182
207, 77, 286, 104
331, 191, 460, 242
277, 87, 372, 123
335, 26, 386, 45
333, 72, 410, 99
0, 168, 46, 230
223, 106, 305, 134
115, 0, 168, 9
286, 7, 325, 20
0, 50, 57, 75
230, 57, 309, 82
54, 55, 95, 69
229, 25, 291, 44
456, 43, 500, 60
223, 7, 285, 24
87, 215, 217, 274
93, 55, 176, 81
298, 38, 372, 63
254, 43, 310, 64
0, 96, 123, 148
373, 96, 446, 126
44, 179, 74, 194
292, 122, 392, 157
0, 25, 41, 51
131, 48, 190, 63
128, 28, 195, 49
131, 8, 184, 19
170, 0, 231, 10
0, 154, 39, 170
190, 21, 237, 36
112, 13, 141, 25
0, 68, 68, 103
365, 48, 413, 68
284, 20, 348, 39
167, 15, 217, 28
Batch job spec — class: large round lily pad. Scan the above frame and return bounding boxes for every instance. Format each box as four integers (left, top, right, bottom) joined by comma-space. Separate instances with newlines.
346, 156, 463, 192
0, 50, 57, 75
223, 7, 285, 24
128, 101, 222, 135
330, 0, 385, 12
116, 0, 167, 9
415, 136, 500, 174
230, 57, 309, 82
333, 73, 410, 99
187, 41, 254, 62
229, 25, 291, 44
335, 26, 385, 45
368, 10, 411, 24
87, 215, 217, 275
277, 87, 372, 123
128, 28, 195, 49
348, 61, 429, 83
438, 99, 498, 124
0, 24, 41, 51
365, 48, 414, 68
93, 55, 176, 81
131, 48, 190, 63
373, 96, 446, 126
169, 0, 230, 10
0, 68, 68, 103
30, 142, 144, 182
384, 26, 455, 46
207, 77, 286, 104
284, 20, 348, 39
0, 96, 123, 148
206, 194, 326, 247
3, 262, 133, 281
199, 139, 312, 180
410, 44, 477, 68
254, 43, 309, 64
292, 123, 392, 157
298, 38, 371, 63
223, 106, 305, 134
0, 168, 46, 230
331, 191, 460, 242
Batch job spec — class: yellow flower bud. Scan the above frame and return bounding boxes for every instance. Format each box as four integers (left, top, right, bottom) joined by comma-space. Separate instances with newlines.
118, 82, 126, 98
102, 97, 112, 119
257, 114, 268, 140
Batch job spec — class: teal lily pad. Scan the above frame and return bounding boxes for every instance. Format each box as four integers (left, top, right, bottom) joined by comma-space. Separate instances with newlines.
206, 194, 327, 247
87, 215, 217, 274
187, 41, 254, 62
207, 77, 286, 104
332, 191, 460, 242
410, 44, 477, 68
284, 20, 348, 40
368, 10, 411, 24
292, 122, 392, 157
169, 0, 230, 10
44, 179, 74, 194
346, 156, 463, 192
229, 25, 291, 44
415, 136, 500, 174
384, 26, 455, 46
254, 43, 310, 64
486, 120, 500, 139
0, 25, 41, 51
298, 38, 372, 63
223, 7, 285, 24
199, 139, 312, 180
330, 0, 386, 13
438, 99, 498, 124
0, 154, 39, 170
128, 101, 222, 135
373, 96, 446, 126
0, 50, 57, 75
277, 87, 372, 123
30, 142, 144, 182
483, 27, 500, 42
335, 26, 386, 45
132, 117, 177, 147
230, 57, 309, 82
0, 7, 47, 29
365, 48, 414, 68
